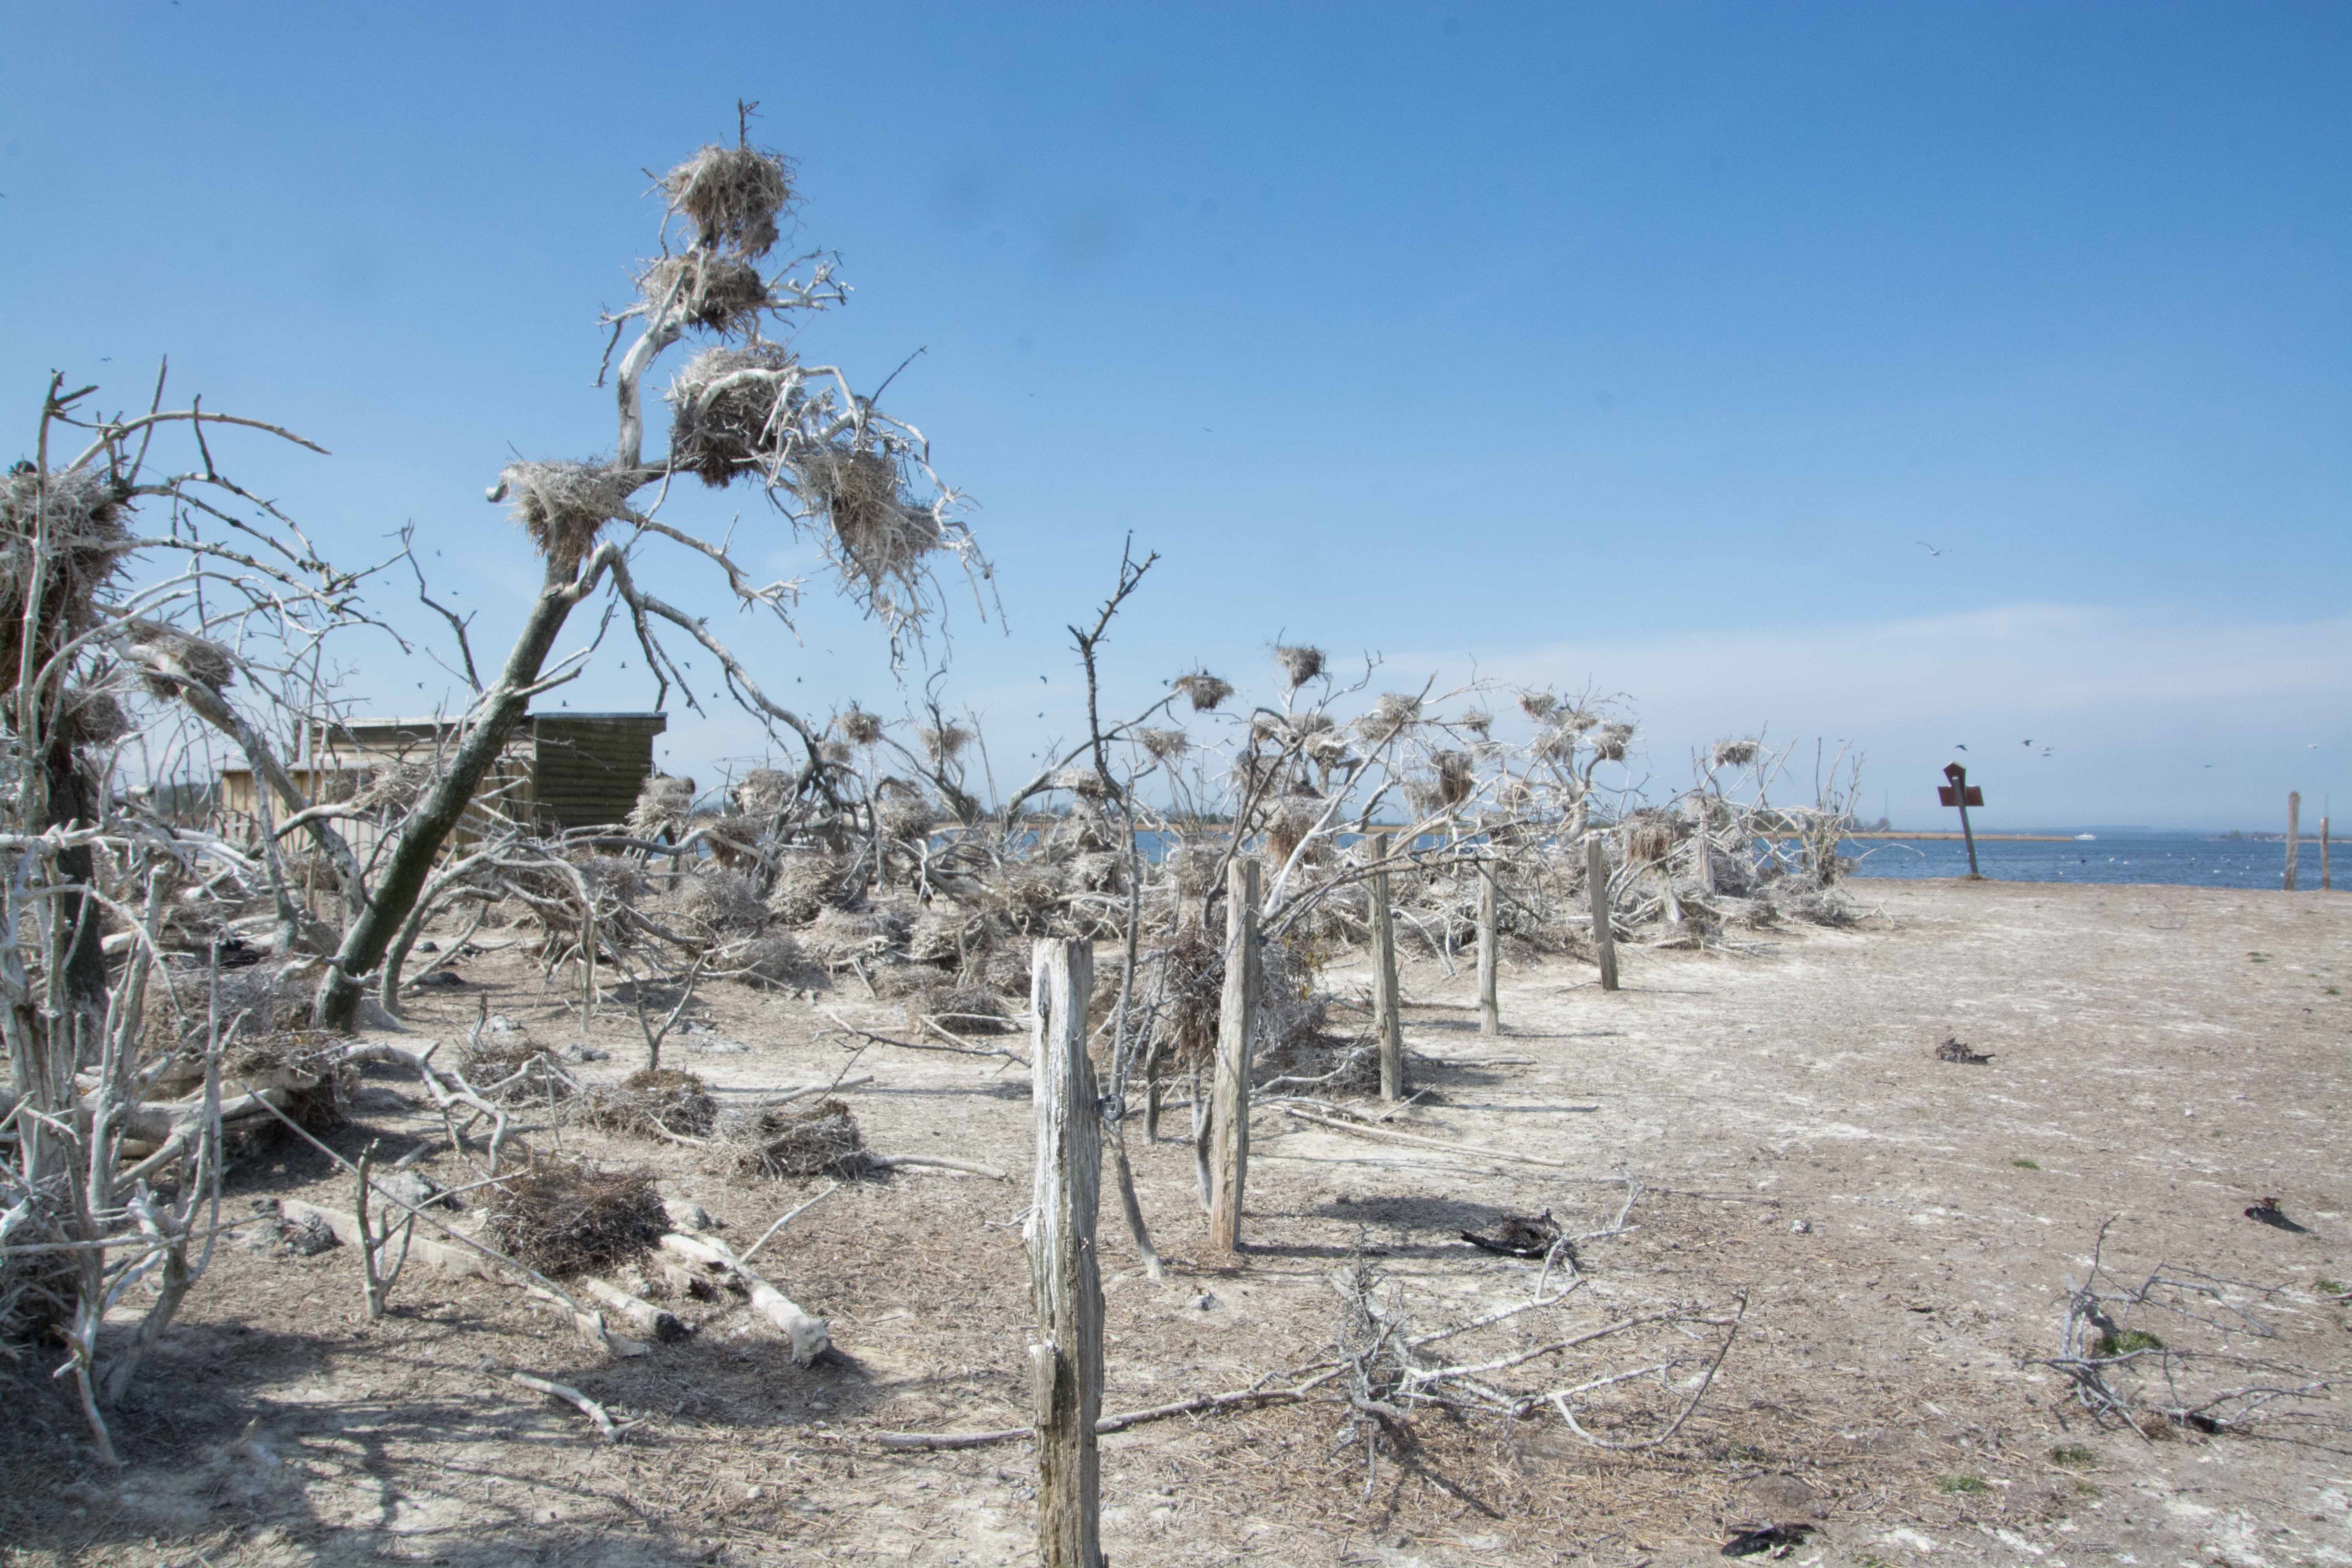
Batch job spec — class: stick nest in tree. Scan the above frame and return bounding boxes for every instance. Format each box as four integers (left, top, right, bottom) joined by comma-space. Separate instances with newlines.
481, 1160, 667, 1278
795, 442, 944, 616
835, 706, 884, 746
1172, 671, 1232, 711
677, 868, 767, 939
579, 1068, 718, 1139
628, 773, 697, 839
1275, 644, 1325, 687
499, 460, 637, 570
769, 853, 855, 926
639, 253, 773, 337
660, 143, 794, 258
722, 1098, 867, 1180
122, 617, 234, 695
0, 469, 132, 681
665, 343, 796, 486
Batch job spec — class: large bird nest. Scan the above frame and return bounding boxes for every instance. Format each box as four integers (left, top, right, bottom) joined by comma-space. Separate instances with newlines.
578, 1067, 717, 1140
769, 852, 855, 926
628, 773, 697, 840
483, 1160, 667, 1278
121, 617, 234, 695
499, 459, 639, 570
1275, 644, 1325, 687
676, 868, 768, 939
902, 984, 1014, 1036
1172, 671, 1232, 711
721, 1098, 867, 1180
638, 252, 773, 337
795, 442, 944, 614
660, 142, 794, 259
666, 343, 797, 486
0, 468, 133, 688
724, 932, 827, 991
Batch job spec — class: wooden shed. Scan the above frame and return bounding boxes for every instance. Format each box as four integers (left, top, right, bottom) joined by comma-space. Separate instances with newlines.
220, 710, 667, 845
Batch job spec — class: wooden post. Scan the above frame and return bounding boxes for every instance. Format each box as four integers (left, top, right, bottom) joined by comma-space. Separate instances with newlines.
1369, 833, 1405, 1100
2323, 817, 2332, 891
1691, 820, 1715, 895
1952, 766, 1982, 879
1477, 862, 1501, 1037
2285, 791, 2301, 891
1026, 938, 1102, 1568
1586, 836, 1618, 992
1209, 857, 1260, 1252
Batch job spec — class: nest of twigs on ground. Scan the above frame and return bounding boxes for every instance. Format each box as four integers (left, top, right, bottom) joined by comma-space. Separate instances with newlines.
903, 984, 1013, 1036
461, 1037, 577, 1106
578, 1068, 717, 1140
481, 1160, 667, 1278
722, 1098, 867, 1179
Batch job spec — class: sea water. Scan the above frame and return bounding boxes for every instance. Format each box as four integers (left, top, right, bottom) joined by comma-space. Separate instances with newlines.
1844, 831, 2332, 891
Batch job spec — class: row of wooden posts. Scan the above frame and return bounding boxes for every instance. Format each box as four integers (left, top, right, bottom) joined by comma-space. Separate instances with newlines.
2283, 793, 2333, 892
1021, 836, 1625, 1564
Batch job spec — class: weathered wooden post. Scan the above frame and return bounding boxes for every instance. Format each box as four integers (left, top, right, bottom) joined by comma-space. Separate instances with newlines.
1586, 835, 1619, 992
1690, 818, 1715, 895
2285, 791, 2301, 891
1477, 862, 1501, 1036
1940, 762, 1984, 879
1026, 938, 1102, 1568
1369, 833, 1406, 1100
1209, 857, 1261, 1251
2323, 817, 2332, 891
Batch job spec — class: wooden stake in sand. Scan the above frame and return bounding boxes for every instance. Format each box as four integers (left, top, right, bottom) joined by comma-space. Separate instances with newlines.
1025, 938, 1103, 1568
1210, 857, 1261, 1251
2323, 816, 2332, 891
1370, 832, 1406, 1100
2285, 791, 2301, 891
1477, 861, 1501, 1037
1586, 837, 1619, 993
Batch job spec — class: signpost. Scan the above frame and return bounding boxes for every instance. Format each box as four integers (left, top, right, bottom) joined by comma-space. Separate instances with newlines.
1938, 762, 1985, 879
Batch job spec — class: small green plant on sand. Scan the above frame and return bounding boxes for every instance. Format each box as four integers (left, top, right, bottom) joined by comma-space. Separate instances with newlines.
2049, 1444, 2094, 1467
2011, 1157, 2040, 1170
1937, 1474, 1989, 1495
2316, 1278, 2347, 1296
2096, 1328, 2165, 1356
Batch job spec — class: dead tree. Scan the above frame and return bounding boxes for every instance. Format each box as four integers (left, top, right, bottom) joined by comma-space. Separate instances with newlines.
315, 111, 984, 1029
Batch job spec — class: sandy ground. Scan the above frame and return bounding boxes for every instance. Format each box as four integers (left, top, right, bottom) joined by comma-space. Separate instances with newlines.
4, 877, 2348, 1567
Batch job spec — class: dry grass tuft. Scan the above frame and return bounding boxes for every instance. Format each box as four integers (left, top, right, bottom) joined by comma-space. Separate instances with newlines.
659, 142, 794, 258
724, 1098, 867, 1180
1172, 671, 1233, 711
579, 1068, 717, 1139
498, 459, 637, 569
482, 1160, 667, 1278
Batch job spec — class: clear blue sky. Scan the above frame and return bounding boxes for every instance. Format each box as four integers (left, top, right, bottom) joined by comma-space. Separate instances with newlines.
5, 3, 2347, 828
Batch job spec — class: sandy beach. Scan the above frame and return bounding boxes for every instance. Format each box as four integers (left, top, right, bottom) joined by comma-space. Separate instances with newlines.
7, 877, 2346, 1567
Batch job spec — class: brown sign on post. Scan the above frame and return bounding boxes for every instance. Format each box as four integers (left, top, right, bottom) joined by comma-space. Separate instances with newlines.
1941, 762, 1984, 879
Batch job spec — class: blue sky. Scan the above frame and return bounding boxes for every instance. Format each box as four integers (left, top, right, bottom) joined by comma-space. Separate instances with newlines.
4, 2, 2347, 828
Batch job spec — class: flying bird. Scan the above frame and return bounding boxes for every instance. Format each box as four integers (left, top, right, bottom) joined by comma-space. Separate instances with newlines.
1916, 541, 1942, 556
1955, 744, 1968, 751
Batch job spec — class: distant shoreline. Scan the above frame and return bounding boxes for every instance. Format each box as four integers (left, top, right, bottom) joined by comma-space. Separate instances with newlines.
1847, 831, 2078, 842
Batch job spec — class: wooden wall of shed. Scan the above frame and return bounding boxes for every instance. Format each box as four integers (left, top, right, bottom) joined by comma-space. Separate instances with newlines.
528, 717, 664, 830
